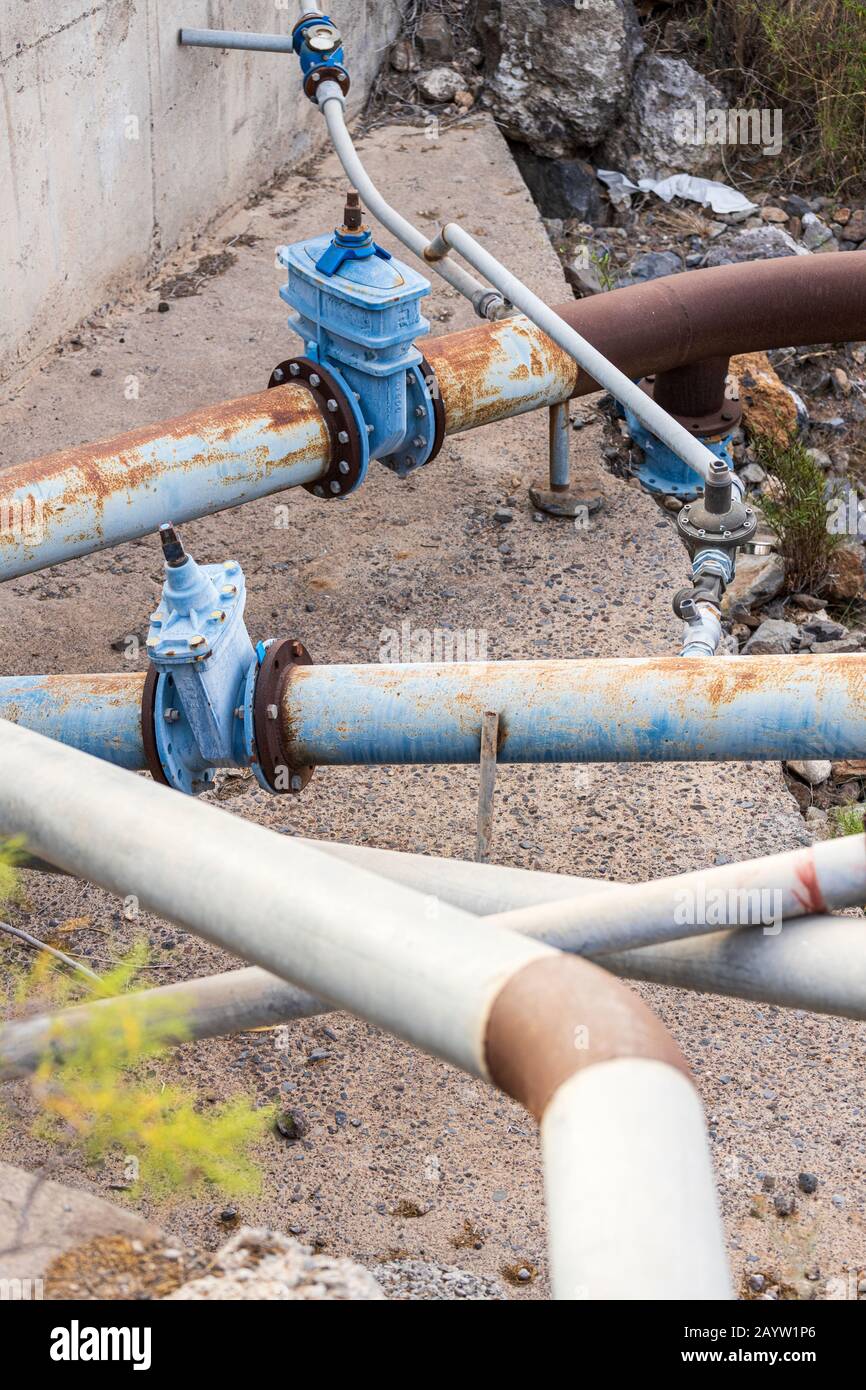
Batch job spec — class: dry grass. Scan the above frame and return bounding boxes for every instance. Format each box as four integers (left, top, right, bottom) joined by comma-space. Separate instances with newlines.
703, 0, 866, 195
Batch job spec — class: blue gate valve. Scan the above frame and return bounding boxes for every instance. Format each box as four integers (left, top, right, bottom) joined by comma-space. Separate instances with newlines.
143, 525, 316, 797
272, 192, 444, 486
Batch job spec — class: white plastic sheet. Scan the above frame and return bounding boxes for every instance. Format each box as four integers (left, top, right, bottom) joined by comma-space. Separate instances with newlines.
597, 169, 758, 216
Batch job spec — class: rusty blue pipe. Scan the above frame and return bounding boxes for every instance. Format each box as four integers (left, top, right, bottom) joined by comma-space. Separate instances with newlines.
0, 674, 147, 771
0, 654, 863, 776
0, 385, 330, 580
281, 654, 866, 767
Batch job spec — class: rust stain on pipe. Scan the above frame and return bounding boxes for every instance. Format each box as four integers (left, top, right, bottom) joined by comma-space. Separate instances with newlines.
0, 383, 329, 544
425, 250, 866, 434
484, 955, 689, 1120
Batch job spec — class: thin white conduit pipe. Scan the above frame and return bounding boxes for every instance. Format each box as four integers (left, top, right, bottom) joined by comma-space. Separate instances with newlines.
433, 221, 733, 488
317, 84, 508, 319
487, 833, 866, 957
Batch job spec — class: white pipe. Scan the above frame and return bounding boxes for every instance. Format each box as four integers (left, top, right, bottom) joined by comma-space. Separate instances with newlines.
306, 837, 605, 912
0, 725, 542, 1079
490, 833, 866, 956
0, 721, 727, 1299
680, 602, 723, 658
317, 90, 742, 488
5, 911, 864, 1082
543, 1059, 730, 1300
606, 914, 866, 1015
318, 86, 509, 319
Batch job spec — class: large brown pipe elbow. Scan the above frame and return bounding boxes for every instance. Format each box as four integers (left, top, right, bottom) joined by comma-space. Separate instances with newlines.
426, 250, 866, 431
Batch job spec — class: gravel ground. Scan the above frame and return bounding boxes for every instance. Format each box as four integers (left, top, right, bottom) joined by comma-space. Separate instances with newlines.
0, 115, 864, 1301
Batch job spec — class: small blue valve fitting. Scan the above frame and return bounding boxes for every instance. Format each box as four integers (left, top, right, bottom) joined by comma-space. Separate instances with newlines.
292, 12, 350, 100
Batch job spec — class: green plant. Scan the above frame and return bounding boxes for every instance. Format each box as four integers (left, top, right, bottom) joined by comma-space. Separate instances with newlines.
830, 803, 866, 836
589, 246, 617, 293
4, 932, 272, 1200
705, 0, 866, 193
753, 433, 841, 594
0, 837, 26, 907
39, 948, 270, 1197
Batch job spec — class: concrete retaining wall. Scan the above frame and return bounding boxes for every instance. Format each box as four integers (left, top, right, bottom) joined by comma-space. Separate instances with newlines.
0, 1, 402, 381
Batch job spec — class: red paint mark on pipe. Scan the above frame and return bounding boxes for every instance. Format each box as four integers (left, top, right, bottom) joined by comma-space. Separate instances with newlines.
791, 851, 827, 915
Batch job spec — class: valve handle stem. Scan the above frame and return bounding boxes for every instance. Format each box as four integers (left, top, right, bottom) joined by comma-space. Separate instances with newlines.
159, 522, 187, 568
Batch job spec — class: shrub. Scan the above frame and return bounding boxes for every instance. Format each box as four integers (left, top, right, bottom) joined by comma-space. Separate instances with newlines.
1, 855, 270, 1200
754, 433, 841, 594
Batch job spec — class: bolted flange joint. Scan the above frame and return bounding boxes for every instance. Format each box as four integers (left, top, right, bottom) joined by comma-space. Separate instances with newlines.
676, 459, 757, 566
268, 356, 367, 499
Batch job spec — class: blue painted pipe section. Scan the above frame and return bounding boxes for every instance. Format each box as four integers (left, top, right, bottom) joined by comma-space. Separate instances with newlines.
2, 655, 864, 777
0, 386, 329, 580
0, 675, 146, 771
282, 655, 866, 767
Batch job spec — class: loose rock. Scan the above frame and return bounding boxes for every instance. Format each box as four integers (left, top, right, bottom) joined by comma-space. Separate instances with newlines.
721, 552, 785, 617
417, 66, 465, 104
742, 619, 800, 655
786, 760, 832, 787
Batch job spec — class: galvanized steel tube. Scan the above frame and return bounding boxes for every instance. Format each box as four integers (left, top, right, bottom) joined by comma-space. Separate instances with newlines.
434, 222, 722, 487
492, 833, 866, 955
423, 251, 866, 435
318, 87, 507, 317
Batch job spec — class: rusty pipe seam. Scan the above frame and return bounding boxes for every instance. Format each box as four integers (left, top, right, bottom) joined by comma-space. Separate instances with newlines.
0, 719, 729, 1299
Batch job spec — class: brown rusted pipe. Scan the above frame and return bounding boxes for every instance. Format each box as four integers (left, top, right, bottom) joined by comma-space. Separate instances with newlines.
652, 355, 733, 424
485, 954, 687, 1119
425, 250, 866, 432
